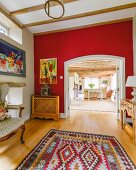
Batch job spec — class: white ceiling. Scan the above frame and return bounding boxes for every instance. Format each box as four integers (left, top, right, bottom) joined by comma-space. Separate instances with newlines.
0, 0, 136, 34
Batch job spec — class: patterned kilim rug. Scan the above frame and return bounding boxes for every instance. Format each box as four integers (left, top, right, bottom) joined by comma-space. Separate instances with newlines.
16, 129, 136, 170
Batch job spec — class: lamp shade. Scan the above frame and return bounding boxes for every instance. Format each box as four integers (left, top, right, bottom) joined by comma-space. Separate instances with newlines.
126, 76, 136, 87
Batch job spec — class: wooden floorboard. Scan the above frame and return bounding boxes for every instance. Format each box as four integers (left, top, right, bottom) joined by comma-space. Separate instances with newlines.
0, 110, 136, 169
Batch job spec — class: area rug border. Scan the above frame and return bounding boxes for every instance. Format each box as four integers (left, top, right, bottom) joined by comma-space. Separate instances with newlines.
16, 129, 136, 169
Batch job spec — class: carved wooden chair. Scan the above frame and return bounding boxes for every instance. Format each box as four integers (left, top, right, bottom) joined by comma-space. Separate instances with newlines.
0, 83, 25, 144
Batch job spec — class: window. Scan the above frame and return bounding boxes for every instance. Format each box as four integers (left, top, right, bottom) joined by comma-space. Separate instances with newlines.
84, 78, 99, 89
0, 23, 9, 35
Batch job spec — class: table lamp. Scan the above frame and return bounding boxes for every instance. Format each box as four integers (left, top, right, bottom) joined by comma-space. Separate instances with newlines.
126, 76, 136, 102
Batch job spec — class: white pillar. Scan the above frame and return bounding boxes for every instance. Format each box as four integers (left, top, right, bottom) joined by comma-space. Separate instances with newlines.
133, 14, 136, 75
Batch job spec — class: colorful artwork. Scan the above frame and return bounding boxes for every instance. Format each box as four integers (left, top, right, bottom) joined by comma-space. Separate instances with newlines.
40, 58, 57, 84
0, 39, 26, 77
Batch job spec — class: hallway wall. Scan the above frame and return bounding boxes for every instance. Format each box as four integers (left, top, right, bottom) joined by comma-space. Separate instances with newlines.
34, 21, 133, 113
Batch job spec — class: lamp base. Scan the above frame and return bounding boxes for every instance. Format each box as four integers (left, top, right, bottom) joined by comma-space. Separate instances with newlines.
130, 87, 136, 103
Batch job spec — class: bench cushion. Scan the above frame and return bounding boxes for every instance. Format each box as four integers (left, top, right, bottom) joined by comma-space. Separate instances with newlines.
0, 118, 24, 138
0, 105, 6, 119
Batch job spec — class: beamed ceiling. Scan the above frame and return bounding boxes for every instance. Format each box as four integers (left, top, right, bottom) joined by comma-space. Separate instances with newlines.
68, 60, 117, 77
0, 0, 136, 34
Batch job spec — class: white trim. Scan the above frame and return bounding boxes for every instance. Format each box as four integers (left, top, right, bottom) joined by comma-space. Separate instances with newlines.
64, 55, 126, 118
60, 113, 67, 119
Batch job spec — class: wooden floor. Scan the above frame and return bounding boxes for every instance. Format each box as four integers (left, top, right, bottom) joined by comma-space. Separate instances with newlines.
0, 110, 136, 169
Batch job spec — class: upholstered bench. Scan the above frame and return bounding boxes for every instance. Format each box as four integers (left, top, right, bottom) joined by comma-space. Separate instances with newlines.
0, 117, 25, 144
0, 83, 25, 144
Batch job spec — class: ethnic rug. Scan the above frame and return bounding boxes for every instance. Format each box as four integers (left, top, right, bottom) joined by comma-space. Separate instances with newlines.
16, 129, 136, 170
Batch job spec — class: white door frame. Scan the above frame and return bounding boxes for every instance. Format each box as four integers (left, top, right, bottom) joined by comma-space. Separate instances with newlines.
64, 55, 125, 118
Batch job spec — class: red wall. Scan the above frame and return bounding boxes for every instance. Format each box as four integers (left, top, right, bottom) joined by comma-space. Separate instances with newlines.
34, 21, 133, 113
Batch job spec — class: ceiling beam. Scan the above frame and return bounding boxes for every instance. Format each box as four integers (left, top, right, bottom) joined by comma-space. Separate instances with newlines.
78, 73, 115, 77
10, 4, 44, 16
0, 6, 23, 29
69, 68, 116, 72
33, 18, 132, 36
70, 62, 117, 67
24, 3, 136, 28
10, 0, 78, 16
69, 71, 116, 77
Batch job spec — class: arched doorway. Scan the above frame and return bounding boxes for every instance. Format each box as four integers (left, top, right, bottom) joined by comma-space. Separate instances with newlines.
64, 55, 125, 119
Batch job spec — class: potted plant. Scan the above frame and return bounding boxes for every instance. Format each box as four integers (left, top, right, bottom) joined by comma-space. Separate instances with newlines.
102, 80, 109, 88
102, 80, 108, 85
88, 83, 95, 90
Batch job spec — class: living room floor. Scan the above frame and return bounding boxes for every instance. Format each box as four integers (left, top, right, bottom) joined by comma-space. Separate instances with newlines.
70, 98, 116, 113
0, 110, 136, 169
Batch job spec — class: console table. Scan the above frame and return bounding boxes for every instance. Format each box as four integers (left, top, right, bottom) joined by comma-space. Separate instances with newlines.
120, 99, 136, 143
31, 95, 59, 121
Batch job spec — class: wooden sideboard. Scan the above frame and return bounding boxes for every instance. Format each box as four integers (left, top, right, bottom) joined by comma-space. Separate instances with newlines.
120, 99, 136, 143
31, 95, 59, 121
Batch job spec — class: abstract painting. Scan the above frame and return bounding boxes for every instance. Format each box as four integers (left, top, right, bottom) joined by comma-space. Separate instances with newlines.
40, 58, 57, 84
0, 38, 26, 77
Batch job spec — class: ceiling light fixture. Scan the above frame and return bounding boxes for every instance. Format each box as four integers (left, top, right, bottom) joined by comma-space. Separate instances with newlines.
44, 0, 65, 19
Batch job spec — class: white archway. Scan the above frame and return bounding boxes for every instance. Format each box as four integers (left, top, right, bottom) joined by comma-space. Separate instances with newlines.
64, 55, 125, 118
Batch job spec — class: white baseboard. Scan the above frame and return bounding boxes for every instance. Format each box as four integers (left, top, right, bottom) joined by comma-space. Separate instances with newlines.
60, 113, 67, 119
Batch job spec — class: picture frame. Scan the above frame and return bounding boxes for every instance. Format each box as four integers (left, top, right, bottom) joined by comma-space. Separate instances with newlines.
41, 85, 51, 96
40, 58, 57, 84
0, 38, 26, 77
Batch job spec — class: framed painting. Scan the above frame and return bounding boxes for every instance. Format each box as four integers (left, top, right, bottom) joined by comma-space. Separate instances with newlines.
41, 85, 51, 96
40, 58, 57, 84
0, 38, 26, 77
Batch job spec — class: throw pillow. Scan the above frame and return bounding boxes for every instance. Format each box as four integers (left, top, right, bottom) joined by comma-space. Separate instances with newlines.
0, 114, 11, 121
107, 90, 113, 97
0, 106, 11, 121
0, 106, 6, 117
